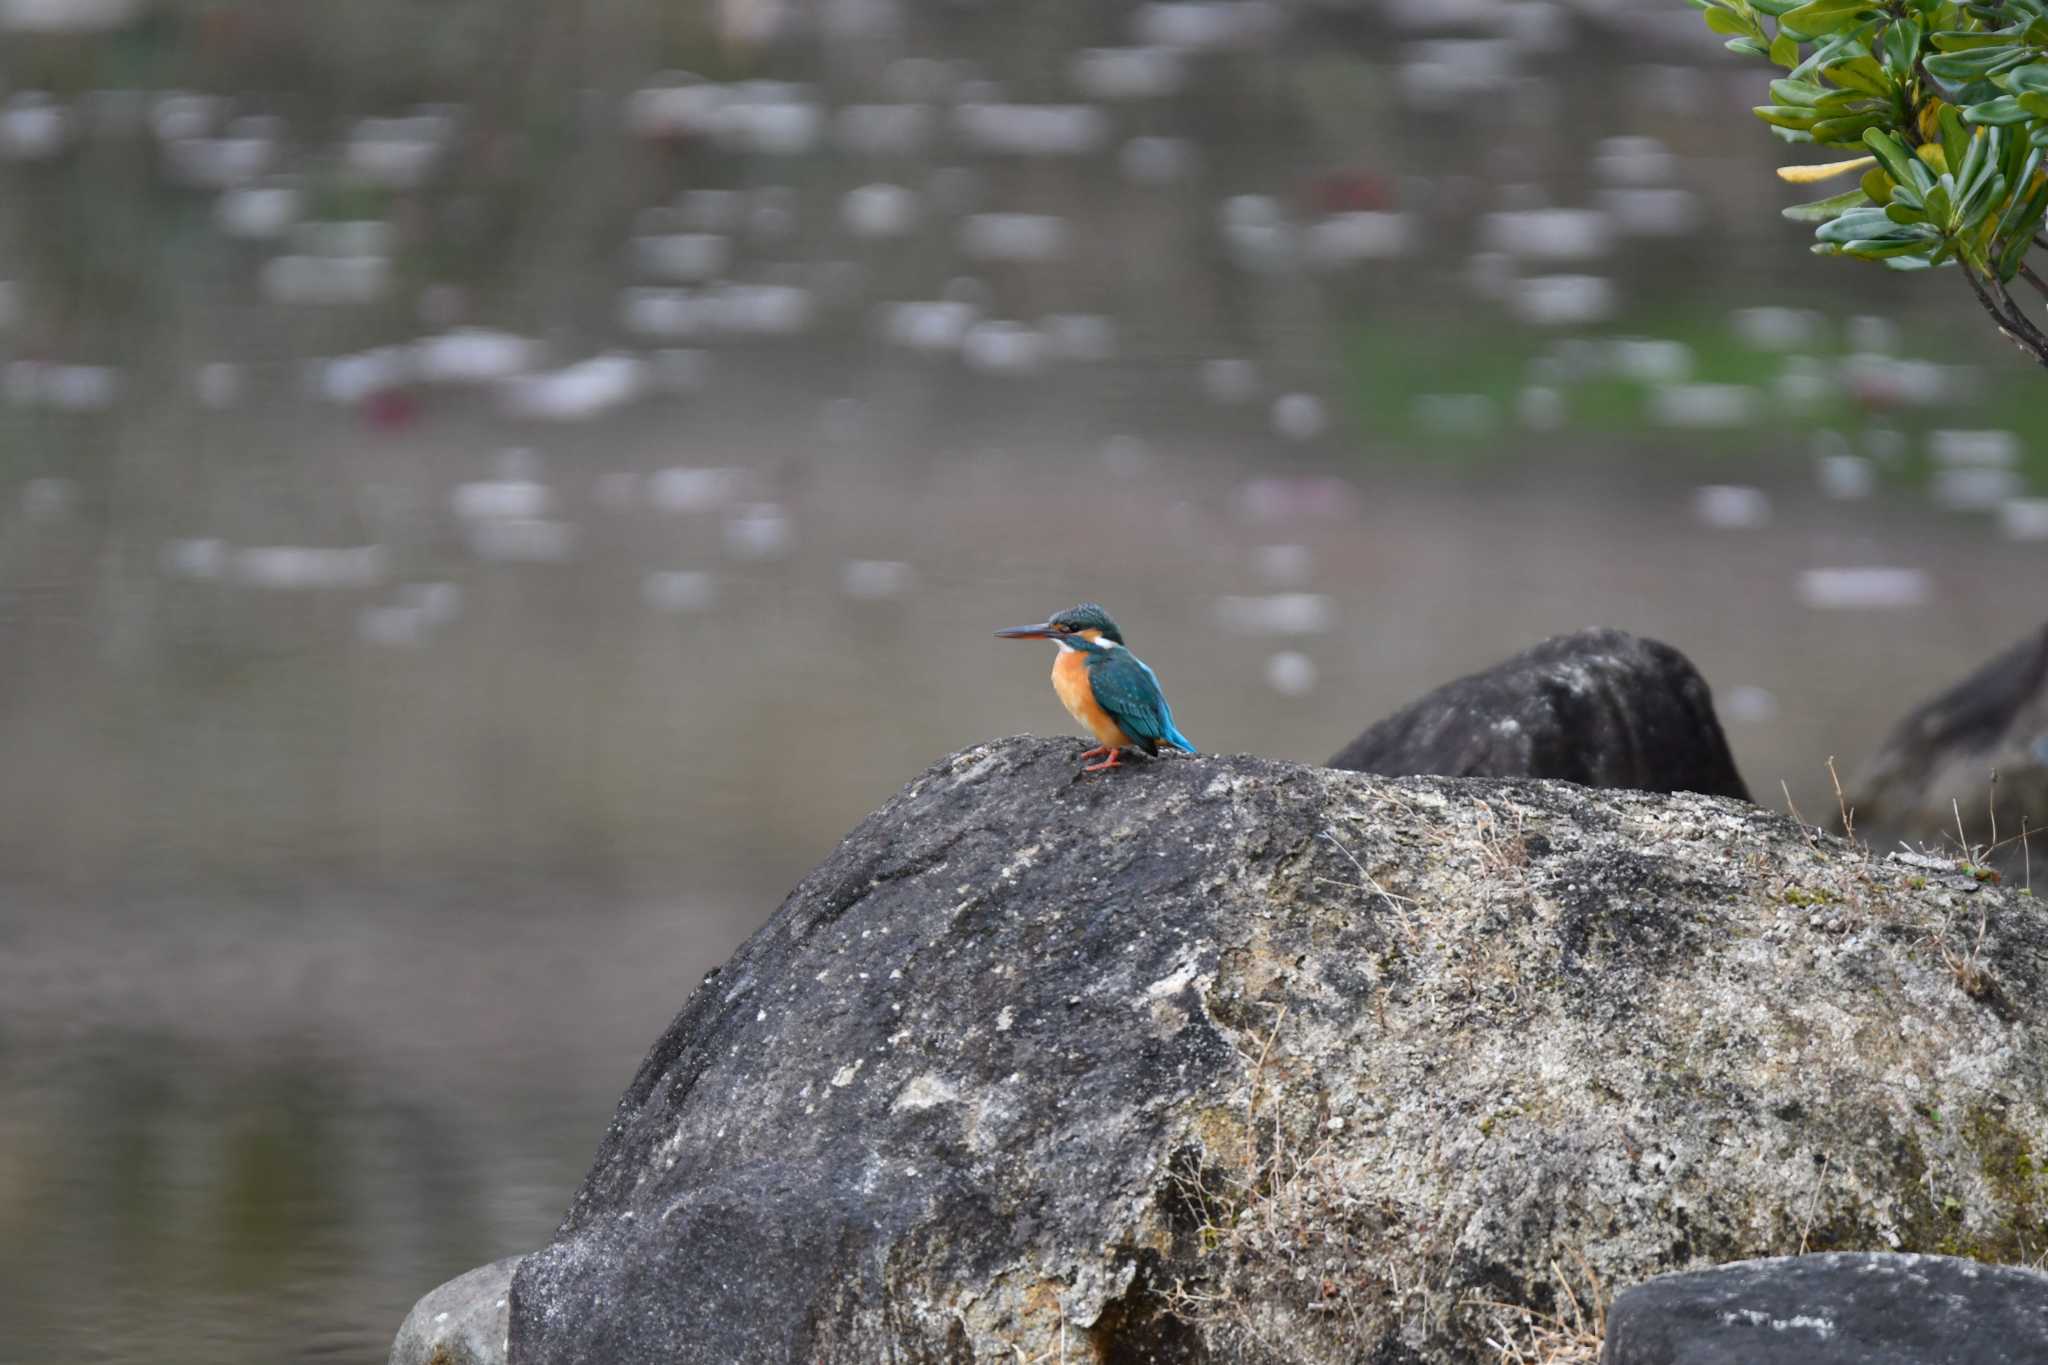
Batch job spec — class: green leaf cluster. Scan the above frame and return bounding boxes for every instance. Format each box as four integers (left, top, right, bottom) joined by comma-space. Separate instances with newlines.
1689, 0, 2048, 281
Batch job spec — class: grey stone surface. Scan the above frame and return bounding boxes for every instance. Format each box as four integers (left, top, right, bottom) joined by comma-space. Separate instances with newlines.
1850, 622, 2048, 857
504, 737, 2048, 1363
389, 1254, 519, 1365
1327, 628, 1752, 801
1601, 1252, 2048, 1364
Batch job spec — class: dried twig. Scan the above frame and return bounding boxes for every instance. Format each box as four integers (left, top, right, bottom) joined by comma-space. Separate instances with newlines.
1989, 769, 2000, 854
1782, 781, 1819, 845
1321, 829, 1420, 942
1826, 756, 1856, 844
1242, 1003, 1291, 1188
1468, 1252, 1608, 1364
1798, 1154, 1833, 1255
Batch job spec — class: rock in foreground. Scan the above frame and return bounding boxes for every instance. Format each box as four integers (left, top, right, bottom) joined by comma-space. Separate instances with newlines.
1327, 628, 1751, 801
388, 1254, 518, 1365
1602, 1252, 2048, 1364
508, 738, 2046, 1363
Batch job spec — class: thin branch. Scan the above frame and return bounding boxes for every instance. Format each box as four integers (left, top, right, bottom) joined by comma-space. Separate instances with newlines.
2020, 261, 2048, 306
1961, 260, 2048, 371
1986, 267, 2048, 354
1962, 255, 2013, 323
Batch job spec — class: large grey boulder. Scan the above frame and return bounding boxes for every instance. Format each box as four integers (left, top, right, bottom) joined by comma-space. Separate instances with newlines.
1850, 622, 2048, 856
1327, 628, 1752, 802
1601, 1252, 2048, 1364
499, 737, 2047, 1363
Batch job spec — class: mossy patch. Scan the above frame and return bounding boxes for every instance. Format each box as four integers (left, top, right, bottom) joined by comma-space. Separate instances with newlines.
1880, 1106, 2048, 1262
1959, 1104, 2048, 1250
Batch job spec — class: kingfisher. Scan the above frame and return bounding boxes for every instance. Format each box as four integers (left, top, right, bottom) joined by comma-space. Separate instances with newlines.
995, 602, 1198, 772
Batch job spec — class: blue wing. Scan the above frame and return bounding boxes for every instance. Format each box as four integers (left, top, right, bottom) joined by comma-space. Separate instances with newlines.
1086, 649, 1197, 755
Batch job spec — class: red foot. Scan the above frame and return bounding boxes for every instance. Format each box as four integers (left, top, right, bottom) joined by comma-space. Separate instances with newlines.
1082, 749, 1125, 773
1078, 745, 1112, 761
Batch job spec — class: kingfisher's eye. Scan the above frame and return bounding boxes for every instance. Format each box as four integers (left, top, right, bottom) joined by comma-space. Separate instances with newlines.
1055, 622, 1074, 633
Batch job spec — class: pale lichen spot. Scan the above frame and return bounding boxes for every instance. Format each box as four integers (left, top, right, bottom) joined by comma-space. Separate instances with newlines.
1720, 1309, 1837, 1340
892, 1072, 960, 1112
1145, 960, 1201, 999
830, 1059, 864, 1088
999, 844, 1042, 881
996, 1006, 1015, 1031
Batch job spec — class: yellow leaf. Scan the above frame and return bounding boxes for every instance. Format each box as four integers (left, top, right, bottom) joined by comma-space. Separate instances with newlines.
1917, 100, 1945, 145
1776, 156, 1877, 184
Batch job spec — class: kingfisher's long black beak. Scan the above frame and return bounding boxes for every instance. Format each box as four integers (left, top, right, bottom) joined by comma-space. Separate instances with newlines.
994, 623, 1055, 639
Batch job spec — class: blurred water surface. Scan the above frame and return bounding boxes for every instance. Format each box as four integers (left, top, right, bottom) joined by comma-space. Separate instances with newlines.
2, 2, 2045, 1360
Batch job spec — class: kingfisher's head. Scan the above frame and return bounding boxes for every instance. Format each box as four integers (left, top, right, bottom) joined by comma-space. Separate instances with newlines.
994, 601, 1125, 648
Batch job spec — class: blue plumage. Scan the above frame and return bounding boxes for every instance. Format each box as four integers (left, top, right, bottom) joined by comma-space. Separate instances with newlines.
1084, 646, 1197, 755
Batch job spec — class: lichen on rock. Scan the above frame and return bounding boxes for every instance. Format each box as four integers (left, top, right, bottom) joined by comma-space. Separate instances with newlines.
503, 737, 2048, 1363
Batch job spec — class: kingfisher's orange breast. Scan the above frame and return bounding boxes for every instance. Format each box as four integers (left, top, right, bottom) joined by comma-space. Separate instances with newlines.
1051, 648, 1133, 748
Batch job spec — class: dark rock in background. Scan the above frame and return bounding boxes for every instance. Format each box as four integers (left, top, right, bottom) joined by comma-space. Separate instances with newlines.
1327, 628, 1752, 802
1602, 1252, 2048, 1365
387, 1254, 518, 1365
1850, 622, 2048, 859
484, 737, 2048, 1363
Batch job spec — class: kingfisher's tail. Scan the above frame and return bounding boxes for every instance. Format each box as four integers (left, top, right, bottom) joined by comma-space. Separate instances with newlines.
1162, 720, 1197, 755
